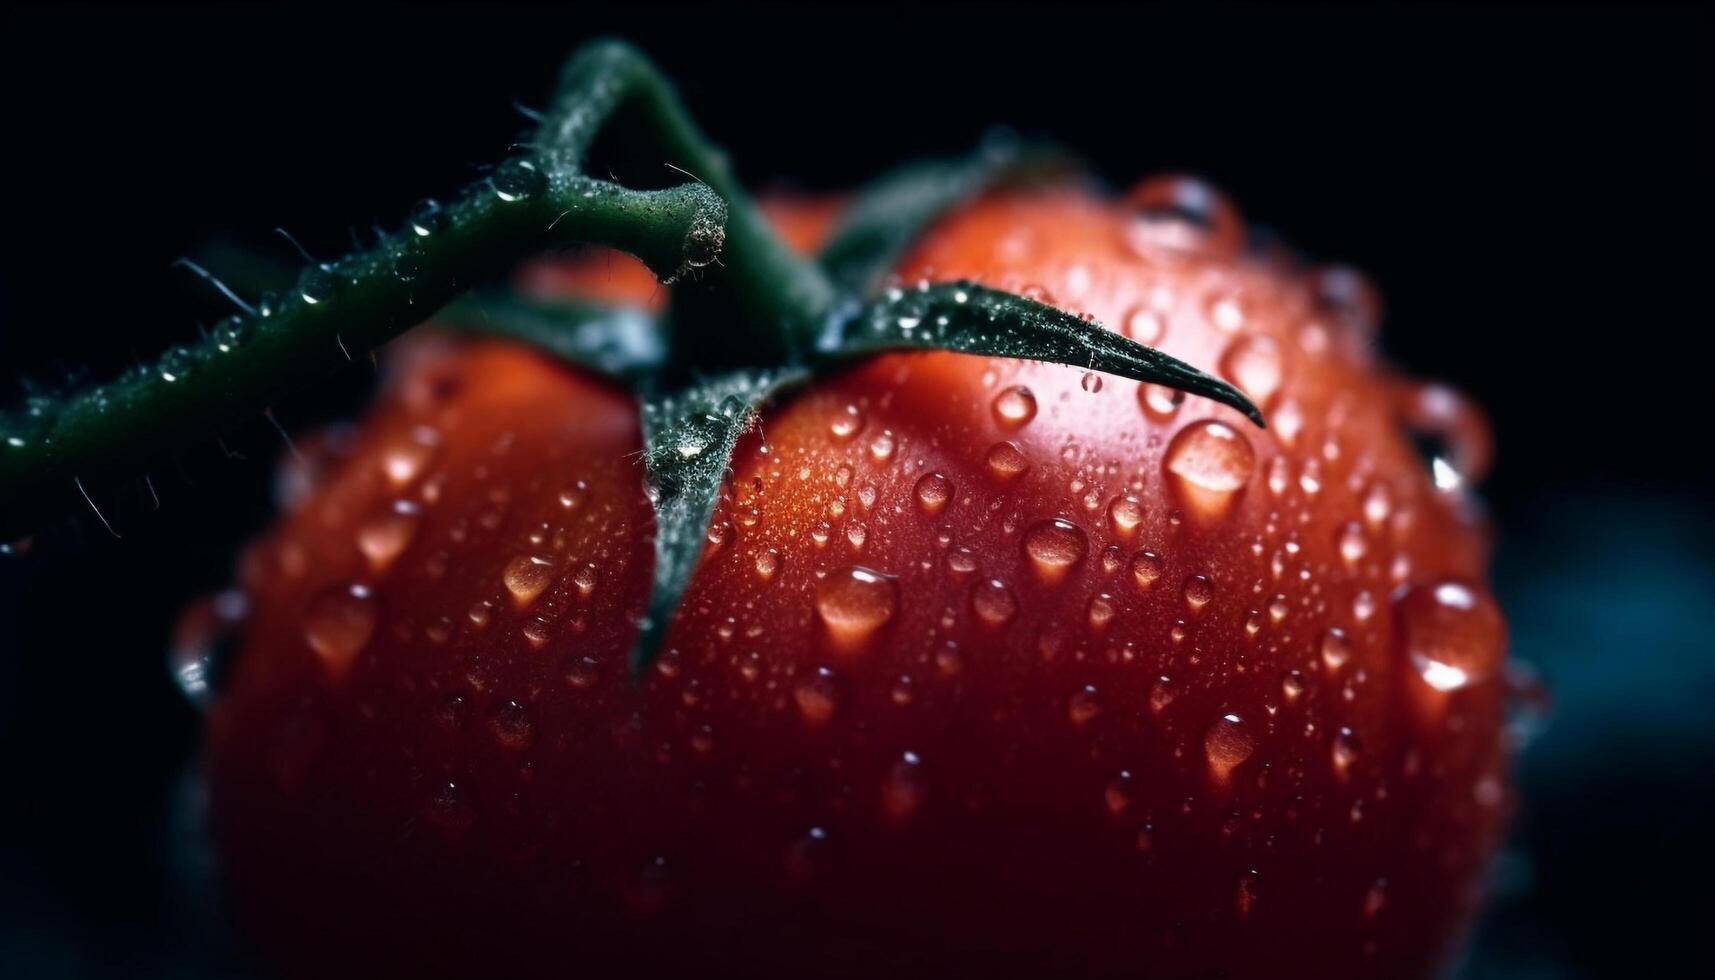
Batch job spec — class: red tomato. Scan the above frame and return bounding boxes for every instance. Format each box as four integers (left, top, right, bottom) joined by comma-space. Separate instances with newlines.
208, 179, 1508, 979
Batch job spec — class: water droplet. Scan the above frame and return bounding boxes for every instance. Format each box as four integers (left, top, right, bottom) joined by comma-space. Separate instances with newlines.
882, 751, 927, 821
1123, 175, 1243, 259
1235, 870, 1261, 917
296, 266, 338, 305
991, 386, 1038, 428
565, 654, 603, 689
1149, 675, 1177, 715
1207, 293, 1247, 332
829, 403, 864, 441
158, 346, 194, 383
212, 316, 252, 354
869, 430, 896, 462
1321, 627, 1352, 672
1081, 372, 1104, 394
1087, 593, 1118, 631
1314, 265, 1382, 335
1395, 579, 1504, 693
984, 441, 1031, 480
815, 566, 898, 648
1362, 481, 1393, 529
488, 699, 534, 750
794, 667, 840, 726
384, 245, 424, 292
1281, 670, 1306, 704
304, 583, 378, 676
1165, 420, 1255, 518
491, 157, 546, 202
1138, 383, 1186, 419
169, 588, 248, 711
753, 548, 781, 582
970, 578, 1018, 626
784, 826, 830, 880
503, 554, 556, 606
382, 425, 441, 487
1068, 684, 1102, 725
1104, 771, 1135, 816
558, 480, 589, 510
407, 198, 447, 237
1123, 305, 1167, 345
1219, 335, 1286, 408
1203, 713, 1255, 784
1335, 522, 1368, 568
1023, 518, 1088, 583
1130, 551, 1164, 592
573, 563, 599, 598
1331, 726, 1361, 779
1106, 495, 1145, 540
1363, 878, 1389, 920
356, 499, 421, 571
914, 472, 953, 516
1181, 574, 1214, 614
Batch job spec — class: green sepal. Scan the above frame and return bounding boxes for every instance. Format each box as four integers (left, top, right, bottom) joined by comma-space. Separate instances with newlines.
816, 280, 1266, 427
632, 367, 808, 674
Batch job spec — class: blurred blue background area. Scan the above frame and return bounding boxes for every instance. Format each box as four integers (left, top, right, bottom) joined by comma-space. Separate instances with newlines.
2, 5, 1711, 977
1461, 493, 1715, 977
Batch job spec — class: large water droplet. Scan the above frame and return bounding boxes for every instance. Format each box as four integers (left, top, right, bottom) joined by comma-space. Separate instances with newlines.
304, 583, 378, 676
1123, 175, 1243, 259
794, 667, 840, 726
984, 441, 1031, 480
914, 472, 953, 516
816, 566, 899, 648
1219, 335, 1286, 408
1023, 518, 1088, 584
503, 554, 556, 606
1165, 419, 1255, 519
970, 578, 1018, 626
991, 386, 1038, 428
1203, 712, 1255, 785
492, 157, 547, 202
829, 403, 865, 441
356, 499, 422, 571
1395, 579, 1504, 693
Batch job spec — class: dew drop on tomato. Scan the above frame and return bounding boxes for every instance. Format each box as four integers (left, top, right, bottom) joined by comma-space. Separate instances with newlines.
1023, 518, 1088, 583
1165, 420, 1255, 518
1395, 579, 1505, 693
990, 385, 1037, 428
984, 441, 1031, 480
793, 667, 840, 726
970, 578, 1018, 626
914, 472, 953, 516
1130, 551, 1164, 592
1219, 334, 1286, 408
815, 566, 899, 648
303, 583, 377, 677
356, 499, 421, 571
1203, 712, 1255, 785
502, 554, 556, 606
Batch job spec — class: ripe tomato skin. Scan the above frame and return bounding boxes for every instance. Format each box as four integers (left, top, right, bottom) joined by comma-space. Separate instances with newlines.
208, 184, 1508, 979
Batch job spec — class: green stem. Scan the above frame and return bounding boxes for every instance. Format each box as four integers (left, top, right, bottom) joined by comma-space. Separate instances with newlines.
0, 173, 723, 540
544, 41, 837, 359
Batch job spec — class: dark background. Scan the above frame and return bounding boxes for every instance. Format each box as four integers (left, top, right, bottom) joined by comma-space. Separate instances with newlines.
2, 3, 1710, 976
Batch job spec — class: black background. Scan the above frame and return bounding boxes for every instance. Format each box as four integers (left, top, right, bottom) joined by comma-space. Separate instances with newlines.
2, 4, 1711, 977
